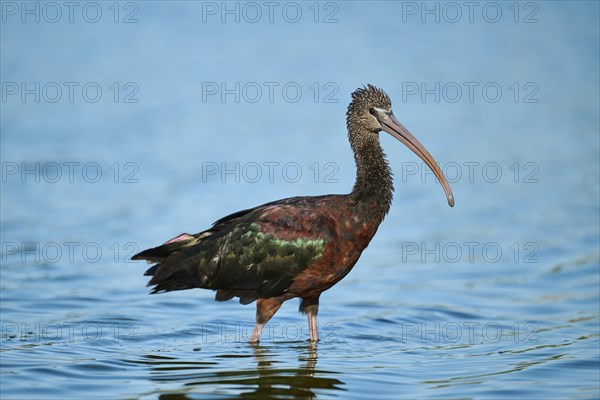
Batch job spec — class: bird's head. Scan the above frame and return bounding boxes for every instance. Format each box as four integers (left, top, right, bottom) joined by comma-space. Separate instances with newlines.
347, 84, 393, 133
347, 84, 455, 207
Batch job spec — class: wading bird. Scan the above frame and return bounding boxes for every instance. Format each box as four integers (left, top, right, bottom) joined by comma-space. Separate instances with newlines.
133, 85, 454, 343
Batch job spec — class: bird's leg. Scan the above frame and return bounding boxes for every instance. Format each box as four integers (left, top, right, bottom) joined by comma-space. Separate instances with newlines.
306, 305, 319, 342
249, 297, 283, 344
300, 296, 320, 342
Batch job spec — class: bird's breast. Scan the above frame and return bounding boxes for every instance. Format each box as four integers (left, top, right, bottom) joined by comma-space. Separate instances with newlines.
287, 214, 380, 297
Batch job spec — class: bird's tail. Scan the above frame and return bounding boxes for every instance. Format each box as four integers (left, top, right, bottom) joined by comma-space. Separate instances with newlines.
132, 233, 207, 294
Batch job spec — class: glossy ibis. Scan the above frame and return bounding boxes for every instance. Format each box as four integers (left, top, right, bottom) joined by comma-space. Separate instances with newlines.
133, 85, 454, 343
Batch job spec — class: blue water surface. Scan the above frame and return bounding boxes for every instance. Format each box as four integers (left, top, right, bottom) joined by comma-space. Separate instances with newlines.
1, 1, 599, 399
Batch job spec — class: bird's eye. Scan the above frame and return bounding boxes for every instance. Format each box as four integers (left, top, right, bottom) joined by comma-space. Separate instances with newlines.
369, 107, 376, 115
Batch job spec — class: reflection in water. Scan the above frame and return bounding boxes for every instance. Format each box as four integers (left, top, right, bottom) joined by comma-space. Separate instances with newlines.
244, 344, 330, 399
128, 343, 345, 399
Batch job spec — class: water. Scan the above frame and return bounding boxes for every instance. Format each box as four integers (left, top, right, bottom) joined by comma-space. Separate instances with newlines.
1, 1, 599, 399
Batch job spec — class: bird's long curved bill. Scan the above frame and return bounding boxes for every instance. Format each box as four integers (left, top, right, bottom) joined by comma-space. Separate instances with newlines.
381, 113, 455, 207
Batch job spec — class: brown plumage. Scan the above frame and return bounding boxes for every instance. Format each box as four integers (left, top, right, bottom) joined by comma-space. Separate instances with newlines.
133, 85, 454, 343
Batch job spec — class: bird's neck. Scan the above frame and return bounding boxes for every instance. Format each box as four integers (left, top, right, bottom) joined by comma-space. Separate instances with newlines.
349, 132, 394, 219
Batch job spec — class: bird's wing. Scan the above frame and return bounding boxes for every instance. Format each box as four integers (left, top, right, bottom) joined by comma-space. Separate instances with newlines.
131, 204, 260, 263
132, 197, 338, 303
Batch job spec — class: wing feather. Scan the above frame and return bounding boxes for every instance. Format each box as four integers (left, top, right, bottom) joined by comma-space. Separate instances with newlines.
133, 196, 339, 301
